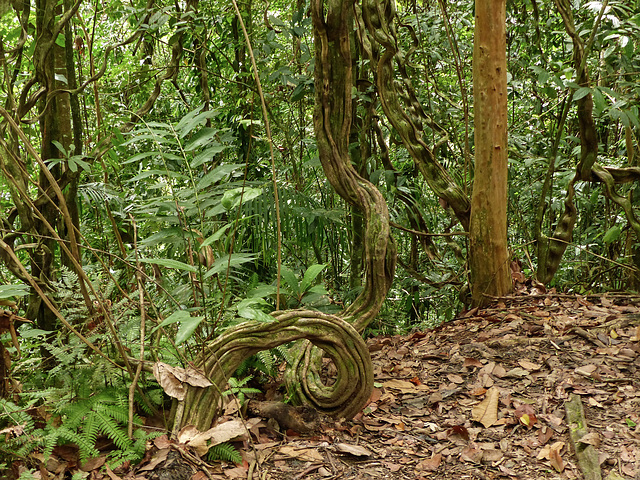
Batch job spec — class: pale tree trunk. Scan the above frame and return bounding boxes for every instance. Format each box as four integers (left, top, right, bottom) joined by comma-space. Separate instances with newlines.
469, 0, 512, 307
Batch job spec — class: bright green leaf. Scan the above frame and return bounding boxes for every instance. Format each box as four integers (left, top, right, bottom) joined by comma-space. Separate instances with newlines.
300, 264, 326, 293
139, 258, 198, 273
603, 226, 621, 244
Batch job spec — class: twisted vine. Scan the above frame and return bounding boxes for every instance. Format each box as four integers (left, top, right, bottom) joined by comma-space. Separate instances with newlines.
174, 0, 395, 431
358, 0, 470, 230
174, 311, 373, 432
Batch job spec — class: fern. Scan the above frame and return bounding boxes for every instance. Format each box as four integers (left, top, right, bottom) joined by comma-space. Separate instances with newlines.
207, 442, 242, 464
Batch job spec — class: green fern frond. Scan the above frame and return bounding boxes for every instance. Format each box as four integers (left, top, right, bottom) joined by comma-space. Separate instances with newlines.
0, 399, 35, 431
92, 410, 132, 451
255, 350, 275, 376
56, 425, 100, 460
207, 442, 242, 464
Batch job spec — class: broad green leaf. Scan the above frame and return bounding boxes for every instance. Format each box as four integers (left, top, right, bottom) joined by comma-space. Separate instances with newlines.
0, 284, 29, 298
139, 258, 197, 273
184, 127, 218, 151
573, 87, 591, 101
220, 187, 263, 211
140, 227, 185, 247
592, 88, 606, 115
300, 264, 326, 293
190, 145, 228, 168
128, 170, 188, 182
201, 224, 232, 247
123, 151, 158, 164
19, 328, 53, 339
154, 309, 192, 330
196, 164, 244, 189
236, 299, 273, 322
176, 108, 220, 138
248, 284, 277, 299
603, 226, 621, 244
175, 314, 205, 345
202, 253, 257, 279
279, 267, 300, 297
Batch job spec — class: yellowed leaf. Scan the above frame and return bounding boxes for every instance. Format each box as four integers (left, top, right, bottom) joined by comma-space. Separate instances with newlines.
472, 387, 500, 428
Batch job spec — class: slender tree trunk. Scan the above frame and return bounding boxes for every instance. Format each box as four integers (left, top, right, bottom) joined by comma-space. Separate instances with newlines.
469, 0, 512, 307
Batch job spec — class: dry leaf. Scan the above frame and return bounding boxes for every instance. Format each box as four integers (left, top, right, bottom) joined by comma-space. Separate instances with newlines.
575, 364, 598, 377
482, 449, 503, 463
278, 446, 324, 462
418, 453, 442, 471
578, 432, 601, 447
187, 420, 248, 456
514, 404, 537, 429
518, 360, 541, 370
461, 445, 483, 463
505, 367, 530, 378
177, 420, 247, 456
152, 362, 213, 401
153, 362, 186, 400
382, 379, 428, 393
177, 425, 200, 444
549, 446, 564, 472
383, 462, 403, 472
334, 443, 372, 456
447, 425, 470, 441
472, 387, 500, 428
464, 358, 484, 368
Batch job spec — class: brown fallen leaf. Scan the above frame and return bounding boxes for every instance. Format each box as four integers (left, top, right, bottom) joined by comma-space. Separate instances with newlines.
153, 362, 213, 401
179, 420, 248, 456
577, 432, 601, 448
334, 443, 372, 457
575, 364, 598, 377
418, 453, 442, 472
514, 404, 537, 429
382, 379, 428, 393
472, 387, 500, 428
549, 446, 564, 472
383, 461, 403, 472
518, 360, 542, 370
277, 446, 324, 462
447, 425, 470, 441
464, 357, 484, 368
461, 445, 483, 463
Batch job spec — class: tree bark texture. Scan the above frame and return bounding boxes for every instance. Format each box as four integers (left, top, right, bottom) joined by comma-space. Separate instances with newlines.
469, 0, 512, 306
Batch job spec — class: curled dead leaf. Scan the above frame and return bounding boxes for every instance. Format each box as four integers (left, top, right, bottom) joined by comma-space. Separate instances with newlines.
153, 362, 213, 400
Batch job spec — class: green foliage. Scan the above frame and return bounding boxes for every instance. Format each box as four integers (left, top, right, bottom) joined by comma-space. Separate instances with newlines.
222, 375, 262, 405
207, 442, 243, 464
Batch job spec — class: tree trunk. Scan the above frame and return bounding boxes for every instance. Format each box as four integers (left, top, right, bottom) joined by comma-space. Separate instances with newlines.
469, 0, 512, 307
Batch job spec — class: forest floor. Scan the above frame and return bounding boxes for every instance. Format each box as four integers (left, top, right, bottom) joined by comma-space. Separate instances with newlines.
32, 291, 640, 480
